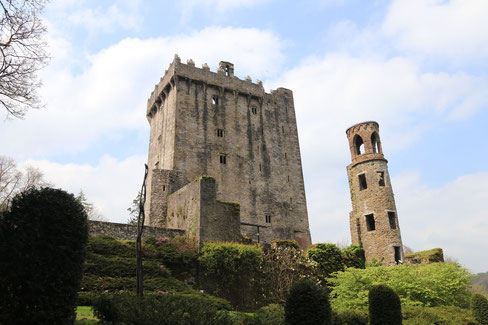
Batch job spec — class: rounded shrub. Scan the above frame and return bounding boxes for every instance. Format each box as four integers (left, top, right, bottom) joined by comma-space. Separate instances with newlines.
368, 284, 402, 325
307, 243, 345, 278
472, 293, 488, 325
285, 279, 331, 325
0, 187, 88, 324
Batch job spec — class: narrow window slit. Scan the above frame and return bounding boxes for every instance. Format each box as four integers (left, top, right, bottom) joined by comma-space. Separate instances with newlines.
358, 174, 367, 190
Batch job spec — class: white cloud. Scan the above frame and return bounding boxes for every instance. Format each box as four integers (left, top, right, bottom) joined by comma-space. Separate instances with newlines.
23, 155, 146, 223
268, 52, 488, 274
47, 0, 143, 33
394, 171, 488, 273
67, 4, 143, 32
383, 0, 488, 61
0, 27, 286, 159
180, 0, 269, 13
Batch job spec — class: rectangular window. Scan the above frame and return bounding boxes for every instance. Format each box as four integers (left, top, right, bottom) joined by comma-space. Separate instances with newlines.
219, 154, 227, 164
394, 246, 402, 264
287, 175, 290, 183
284, 152, 287, 159
282, 125, 285, 134
212, 95, 219, 105
162, 185, 166, 192
290, 197, 293, 204
365, 214, 375, 231
251, 106, 257, 114
265, 215, 271, 223
377, 171, 385, 186
388, 211, 397, 229
216, 128, 224, 137
358, 173, 367, 190
259, 163, 262, 172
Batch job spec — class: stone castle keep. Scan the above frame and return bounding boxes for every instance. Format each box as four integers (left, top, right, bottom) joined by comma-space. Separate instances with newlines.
346, 121, 404, 266
144, 55, 312, 248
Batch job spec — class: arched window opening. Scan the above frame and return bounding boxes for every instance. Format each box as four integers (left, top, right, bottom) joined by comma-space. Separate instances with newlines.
354, 135, 364, 155
225, 65, 230, 76
371, 132, 380, 153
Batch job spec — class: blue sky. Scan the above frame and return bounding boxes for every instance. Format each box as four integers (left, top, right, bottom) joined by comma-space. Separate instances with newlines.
1, 0, 487, 272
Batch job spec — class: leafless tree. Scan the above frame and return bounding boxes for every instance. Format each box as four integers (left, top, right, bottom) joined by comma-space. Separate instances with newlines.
0, 0, 49, 118
75, 190, 107, 221
0, 155, 50, 210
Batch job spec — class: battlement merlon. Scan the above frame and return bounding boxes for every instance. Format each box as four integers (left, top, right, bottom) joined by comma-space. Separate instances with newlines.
146, 55, 293, 118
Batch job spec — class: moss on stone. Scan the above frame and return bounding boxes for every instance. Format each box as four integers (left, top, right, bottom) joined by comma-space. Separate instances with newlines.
405, 248, 444, 264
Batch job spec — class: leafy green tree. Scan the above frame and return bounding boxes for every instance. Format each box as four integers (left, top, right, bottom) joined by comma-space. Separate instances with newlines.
368, 284, 402, 325
342, 244, 365, 269
328, 263, 472, 309
199, 242, 263, 310
285, 279, 331, 325
0, 187, 88, 324
472, 293, 488, 325
308, 243, 345, 279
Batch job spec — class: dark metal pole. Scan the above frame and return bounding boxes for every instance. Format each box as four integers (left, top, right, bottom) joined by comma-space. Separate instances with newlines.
136, 164, 148, 297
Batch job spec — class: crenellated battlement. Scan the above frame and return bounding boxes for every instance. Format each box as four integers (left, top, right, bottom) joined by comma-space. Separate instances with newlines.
146, 55, 294, 119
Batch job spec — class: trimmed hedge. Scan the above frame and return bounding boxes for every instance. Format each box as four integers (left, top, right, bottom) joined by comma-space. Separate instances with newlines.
368, 284, 402, 325
402, 305, 475, 325
92, 293, 232, 325
285, 279, 331, 325
331, 309, 368, 325
199, 242, 263, 310
472, 293, 488, 325
0, 188, 88, 324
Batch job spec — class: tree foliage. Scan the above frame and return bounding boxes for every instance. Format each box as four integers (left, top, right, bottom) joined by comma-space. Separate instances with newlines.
199, 242, 263, 310
368, 284, 402, 325
328, 263, 473, 309
0, 187, 88, 323
0, 0, 50, 118
0, 155, 50, 210
262, 241, 318, 303
284, 279, 331, 325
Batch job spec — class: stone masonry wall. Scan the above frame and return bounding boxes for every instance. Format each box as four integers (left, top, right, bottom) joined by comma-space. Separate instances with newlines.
165, 176, 241, 244
346, 121, 404, 266
145, 56, 311, 248
88, 220, 184, 240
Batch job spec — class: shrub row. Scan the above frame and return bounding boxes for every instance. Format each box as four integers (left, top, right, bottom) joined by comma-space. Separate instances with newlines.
92, 293, 232, 325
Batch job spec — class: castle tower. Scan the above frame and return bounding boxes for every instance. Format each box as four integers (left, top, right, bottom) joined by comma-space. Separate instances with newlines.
144, 55, 311, 248
346, 121, 404, 265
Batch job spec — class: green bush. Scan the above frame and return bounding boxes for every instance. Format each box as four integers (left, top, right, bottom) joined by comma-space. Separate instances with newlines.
472, 293, 488, 325
308, 243, 345, 279
402, 305, 476, 325
255, 304, 285, 325
92, 293, 232, 325
368, 284, 402, 325
331, 309, 368, 325
328, 263, 472, 309
199, 242, 263, 310
342, 245, 365, 269
285, 279, 331, 325
83, 253, 171, 277
0, 187, 88, 324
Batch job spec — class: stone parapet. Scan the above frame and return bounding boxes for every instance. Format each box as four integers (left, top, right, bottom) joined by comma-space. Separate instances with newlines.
88, 220, 184, 240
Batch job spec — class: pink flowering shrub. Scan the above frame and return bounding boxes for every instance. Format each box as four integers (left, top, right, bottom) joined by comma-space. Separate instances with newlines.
157, 290, 168, 295
156, 237, 170, 244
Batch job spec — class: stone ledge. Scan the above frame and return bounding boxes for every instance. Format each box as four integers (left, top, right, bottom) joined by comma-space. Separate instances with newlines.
88, 220, 185, 240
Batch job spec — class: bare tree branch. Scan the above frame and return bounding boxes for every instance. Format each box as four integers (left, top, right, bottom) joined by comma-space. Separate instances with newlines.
0, 155, 50, 210
0, 0, 49, 118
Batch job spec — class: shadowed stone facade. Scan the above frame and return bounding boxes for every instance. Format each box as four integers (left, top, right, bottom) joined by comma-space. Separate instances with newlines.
144, 55, 311, 248
346, 121, 404, 266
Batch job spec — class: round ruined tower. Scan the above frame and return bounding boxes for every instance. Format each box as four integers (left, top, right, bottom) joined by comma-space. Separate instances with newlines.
346, 121, 404, 266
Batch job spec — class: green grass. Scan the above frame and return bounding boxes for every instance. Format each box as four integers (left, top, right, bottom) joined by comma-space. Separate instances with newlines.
76, 306, 98, 324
